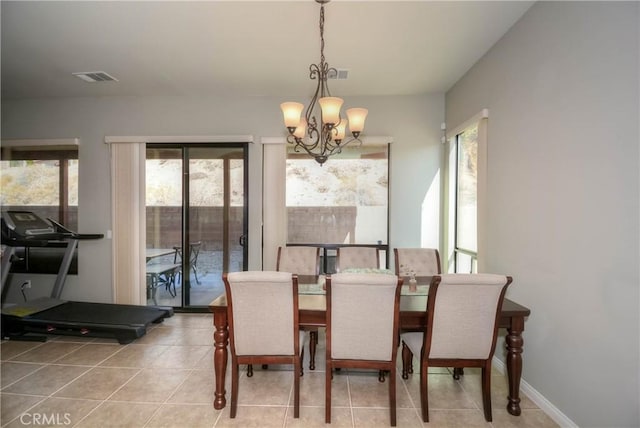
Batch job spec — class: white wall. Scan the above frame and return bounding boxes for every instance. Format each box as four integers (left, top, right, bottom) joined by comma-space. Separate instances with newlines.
446, 2, 639, 427
1, 94, 443, 302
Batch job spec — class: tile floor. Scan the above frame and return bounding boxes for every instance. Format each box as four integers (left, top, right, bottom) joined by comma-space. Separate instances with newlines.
1, 314, 559, 427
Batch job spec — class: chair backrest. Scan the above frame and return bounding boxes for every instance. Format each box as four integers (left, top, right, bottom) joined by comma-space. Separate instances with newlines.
189, 241, 201, 266
172, 242, 201, 265
326, 273, 402, 361
394, 248, 441, 277
276, 246, 320, 276
336, 247, 380, 272
425, 274, 513, 360
223, 271, 300, 356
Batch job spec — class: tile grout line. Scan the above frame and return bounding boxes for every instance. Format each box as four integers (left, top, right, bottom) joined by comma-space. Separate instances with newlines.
398, 366, 423, 424
346, 371, 356, 428
0, 361, 49, 391
3, 340, 126, 428
141, 335, 218, 428
67, 342, 143, 428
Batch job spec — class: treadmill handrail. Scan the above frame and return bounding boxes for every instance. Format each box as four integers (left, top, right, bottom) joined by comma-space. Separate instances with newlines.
46, 218, 104, 240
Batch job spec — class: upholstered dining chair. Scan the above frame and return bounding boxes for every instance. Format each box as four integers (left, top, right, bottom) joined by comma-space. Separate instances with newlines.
325, 272, 403, 426
400, 274, 513, 422
393, 247, 441, 278
276, 245, 321, 370
335, 246, 380, 272
394, 248, 445, 377
276, 246, 321, 279
222, 271, 306, 419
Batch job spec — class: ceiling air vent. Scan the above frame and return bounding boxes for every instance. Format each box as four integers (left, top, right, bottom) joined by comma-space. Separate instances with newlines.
72, 71, 118, 83
327, 69, 349, 80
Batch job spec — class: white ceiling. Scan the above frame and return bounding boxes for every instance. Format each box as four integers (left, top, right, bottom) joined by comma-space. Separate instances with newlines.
0, 1, 534, 100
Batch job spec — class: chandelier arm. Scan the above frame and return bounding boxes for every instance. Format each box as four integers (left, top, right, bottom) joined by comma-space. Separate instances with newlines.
338, 136, 364, 150
287, 135, 322, 157
326, 135, 363, 158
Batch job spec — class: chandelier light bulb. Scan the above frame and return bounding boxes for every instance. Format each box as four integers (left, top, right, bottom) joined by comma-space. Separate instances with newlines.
294, 118, 307, 139
346, 108, 368, 135
318, 97, 343, 126
334, 118, 347, 141
281, 102, 304, 130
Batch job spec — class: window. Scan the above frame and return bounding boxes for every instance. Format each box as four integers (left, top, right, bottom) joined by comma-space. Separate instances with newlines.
1, 144, 78, 230
453, 125, 478, 273
286, 143, 389, 271
445, 110, 487, 273
1, 142, 79, 274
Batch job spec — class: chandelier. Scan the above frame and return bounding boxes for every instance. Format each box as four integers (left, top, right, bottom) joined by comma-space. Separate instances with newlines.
280, 0, 368, 165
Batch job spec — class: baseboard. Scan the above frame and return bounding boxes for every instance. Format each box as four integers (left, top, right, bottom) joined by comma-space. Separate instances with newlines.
492, 356, 578, 428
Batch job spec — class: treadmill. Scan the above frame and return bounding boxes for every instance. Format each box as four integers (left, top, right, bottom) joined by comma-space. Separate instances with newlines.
1, 210, 173, 344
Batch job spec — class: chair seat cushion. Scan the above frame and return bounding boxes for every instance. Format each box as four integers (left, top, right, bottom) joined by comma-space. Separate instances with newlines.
401, 332, 423, 356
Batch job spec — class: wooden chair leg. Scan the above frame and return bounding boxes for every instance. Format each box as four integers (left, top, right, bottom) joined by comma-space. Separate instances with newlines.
401, 342, 413, 379
453, 367, 464, 379
294, 358, 301, 418
230, 362, 239, 418
481, 363, 493, 422
325, 361, 332, 423
389, 367, 397, 426
420, 361, 429, 422
309, 330, 317, 370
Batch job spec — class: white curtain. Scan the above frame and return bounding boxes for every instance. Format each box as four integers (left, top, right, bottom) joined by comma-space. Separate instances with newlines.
109, 142, 146, 304
261, 138, 287, 270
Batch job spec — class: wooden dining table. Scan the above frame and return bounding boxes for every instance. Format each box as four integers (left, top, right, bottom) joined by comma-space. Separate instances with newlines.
208, 279, 531, 416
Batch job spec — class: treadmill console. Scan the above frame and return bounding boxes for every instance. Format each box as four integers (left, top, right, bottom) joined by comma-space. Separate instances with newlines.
2, 211, 55, 237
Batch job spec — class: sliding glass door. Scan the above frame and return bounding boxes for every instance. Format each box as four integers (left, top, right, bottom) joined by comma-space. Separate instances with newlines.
145, 144, 248, 310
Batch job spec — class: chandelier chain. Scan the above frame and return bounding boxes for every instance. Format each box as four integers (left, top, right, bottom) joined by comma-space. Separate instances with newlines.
319, 4, 325, 68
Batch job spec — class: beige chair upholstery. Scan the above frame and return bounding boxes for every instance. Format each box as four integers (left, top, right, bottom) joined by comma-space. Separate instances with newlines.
325, 273, 403, 426
336, 246, 380, 272
276, 245, 321, 370
400, 274, 513, 422
223, 271, 305, 418
276, 246, 320, 277
393, 248, 441, 277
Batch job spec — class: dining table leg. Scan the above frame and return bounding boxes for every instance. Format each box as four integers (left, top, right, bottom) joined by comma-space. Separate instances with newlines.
212, 309, 229, 410
505, 315, 525, 416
